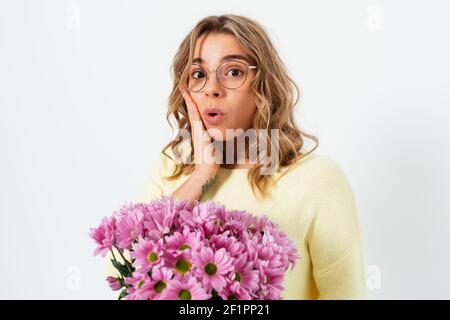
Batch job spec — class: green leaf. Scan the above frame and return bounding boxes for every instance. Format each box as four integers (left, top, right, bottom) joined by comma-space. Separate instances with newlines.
210, 289, 223, 300
111, 259, 130, 277
118, 288, 128, 300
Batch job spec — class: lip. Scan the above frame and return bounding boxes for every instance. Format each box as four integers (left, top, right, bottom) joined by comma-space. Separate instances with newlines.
203, 108, 226, 125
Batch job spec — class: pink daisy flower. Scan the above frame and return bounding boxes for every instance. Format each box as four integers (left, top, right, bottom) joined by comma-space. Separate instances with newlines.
254, 215, 276, 233
143, 198, 178, 241
264, 271, 284, 299
166, 251, 194, 276
160, 275, 211, 300
264, 227, 300, 269
220, 252, 259, 299
165, 226, 201, 256
127, 267, 174, 300
115, 208, 144, 249
89, 216, 116, 257
179, 200, 224, 228
148, 267, 174, 299
130, 238, 164, 270
106, 276, 122, 291
125, 271, 150, 300
194, 247, 235, 293
231, 252, 259, 290
210, 231, 245, 257
253, 257, 285, 299
217, 209, 257, 235
255, 269, 284, 300
220, 282, 252, 300
198, 221, 220, 240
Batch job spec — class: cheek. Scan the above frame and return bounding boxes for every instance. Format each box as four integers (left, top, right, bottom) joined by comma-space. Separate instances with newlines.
190, 95, 202, 108
227, 92, 257, 128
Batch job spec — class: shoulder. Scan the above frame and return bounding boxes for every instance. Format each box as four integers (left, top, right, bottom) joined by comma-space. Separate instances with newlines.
276, 152, 348, 183
275, 152, 355, 201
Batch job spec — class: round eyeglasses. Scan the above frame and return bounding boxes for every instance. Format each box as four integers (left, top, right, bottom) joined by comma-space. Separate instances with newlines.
187, 60, 257, 92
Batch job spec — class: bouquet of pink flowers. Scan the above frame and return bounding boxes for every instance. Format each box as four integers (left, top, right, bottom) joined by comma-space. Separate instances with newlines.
90, 195, 299, 300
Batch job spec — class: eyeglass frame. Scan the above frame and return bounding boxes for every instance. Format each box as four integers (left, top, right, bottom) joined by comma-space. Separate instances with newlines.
180, 60, 258, 92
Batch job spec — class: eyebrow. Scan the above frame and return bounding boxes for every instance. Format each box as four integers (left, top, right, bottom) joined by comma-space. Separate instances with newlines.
192, 54, 252, 65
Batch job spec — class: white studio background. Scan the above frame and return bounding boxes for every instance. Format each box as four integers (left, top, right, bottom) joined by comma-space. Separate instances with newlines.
1, 0, 449, 299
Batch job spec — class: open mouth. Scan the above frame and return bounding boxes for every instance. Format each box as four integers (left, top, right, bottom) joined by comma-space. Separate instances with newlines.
204, 112, 225, 125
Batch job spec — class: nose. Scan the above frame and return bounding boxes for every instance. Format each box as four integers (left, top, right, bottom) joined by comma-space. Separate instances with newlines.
203, 72, 224, 98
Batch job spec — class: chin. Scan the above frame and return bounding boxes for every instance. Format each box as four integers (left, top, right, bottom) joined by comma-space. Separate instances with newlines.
206, 127, 235, 142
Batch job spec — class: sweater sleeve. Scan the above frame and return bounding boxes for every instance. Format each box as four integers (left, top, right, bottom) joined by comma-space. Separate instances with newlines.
133, 152, 167, 203
307, 158, 367, 299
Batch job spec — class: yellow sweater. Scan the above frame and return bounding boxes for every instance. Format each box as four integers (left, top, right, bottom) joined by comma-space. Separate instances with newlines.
105, 148, 367, 300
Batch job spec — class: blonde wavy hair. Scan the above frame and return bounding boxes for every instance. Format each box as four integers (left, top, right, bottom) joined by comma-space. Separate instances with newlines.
161, 14, 319, 199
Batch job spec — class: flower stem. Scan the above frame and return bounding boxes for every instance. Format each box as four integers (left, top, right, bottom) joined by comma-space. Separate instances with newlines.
114, 245, 133, 274
110, 248, 117, 261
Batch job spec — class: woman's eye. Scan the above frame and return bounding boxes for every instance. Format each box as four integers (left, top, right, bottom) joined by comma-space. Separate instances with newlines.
191, 70, 206, 79
226, 68, 243, 77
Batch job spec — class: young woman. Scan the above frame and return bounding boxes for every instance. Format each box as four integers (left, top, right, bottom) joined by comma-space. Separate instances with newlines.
110, 14, 367, 300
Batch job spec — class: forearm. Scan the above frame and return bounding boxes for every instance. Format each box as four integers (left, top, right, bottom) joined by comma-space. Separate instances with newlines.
171, 171, 216, 203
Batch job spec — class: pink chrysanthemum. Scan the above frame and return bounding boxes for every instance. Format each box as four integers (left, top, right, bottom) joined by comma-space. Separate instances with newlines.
106, 276, 122, 291
210, 231, 245, 258
232, 252, 259, 289
143, 196, 178, 241
115, 208, 144, 249
165, 226, 201, 256
125, 271, 150, 300
178, 200, 224, 228
220, 252, 259, 300
148, 267, 174, 299
130, 238, 164, 270
165, 250, 195, 277
89, 216, 116, 256
194, 247, 235, 293
160, 275, 211, 300
91, 195, 300, 300
127, 267, 174, 300
217, 209, 257, 235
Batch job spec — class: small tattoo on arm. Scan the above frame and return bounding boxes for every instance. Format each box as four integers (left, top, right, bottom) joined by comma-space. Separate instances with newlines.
201, 175, 217, 196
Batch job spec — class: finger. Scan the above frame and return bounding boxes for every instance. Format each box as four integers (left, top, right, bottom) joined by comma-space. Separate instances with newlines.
179, 86, 195, 126
179, 85, 194, 121
186, 102, 199, 132
180, 90, 208, 138
181, 94, 203, 141
179, 84, 202, 121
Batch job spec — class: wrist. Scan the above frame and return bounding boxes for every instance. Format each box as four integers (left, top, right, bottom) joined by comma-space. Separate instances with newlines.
191, 169, 217, 183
